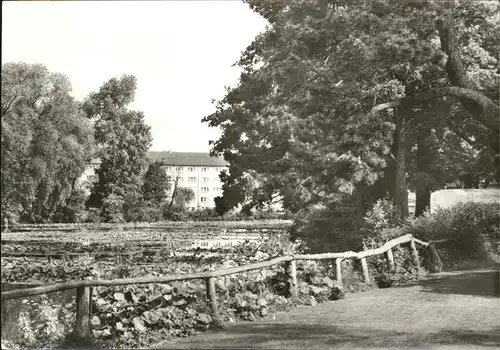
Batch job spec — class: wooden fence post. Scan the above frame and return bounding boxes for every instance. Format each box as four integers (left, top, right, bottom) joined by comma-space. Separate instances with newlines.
428, 243, 443, 272
410, 239, 420, 270
360, 257, 370, 283
72, 285, 92, 343
206, 277, 218, 318
286, 260, 298, 300
335, 258, 343, 285
205, 278, 211, 300
386, 248, 395, 272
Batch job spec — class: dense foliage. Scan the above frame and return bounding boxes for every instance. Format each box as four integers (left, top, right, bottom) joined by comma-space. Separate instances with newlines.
1, 63, 94, 224
84, 76, 153, 222
0, 63, 171, 225
408, 202, 500, 269
204, 0, 499, 224
142, 161, 171, 205
292, 199, 500, 279
291, 196, 404, 253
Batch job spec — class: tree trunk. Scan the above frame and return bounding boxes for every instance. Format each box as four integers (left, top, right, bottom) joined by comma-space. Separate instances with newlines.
437, 10, 500, 185
460, 173, 475, 188
393, 108, 409, 219
415, 134, 432, 217
372, 12, 499, 136
415, 186, 431, 217
169, 176, 179, 208
437, 11, 499, 134
370, 8, 500, 190
428, 244, 444, 272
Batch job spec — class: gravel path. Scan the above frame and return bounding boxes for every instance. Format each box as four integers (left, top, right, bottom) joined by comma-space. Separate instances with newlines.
156, 269, 500, 349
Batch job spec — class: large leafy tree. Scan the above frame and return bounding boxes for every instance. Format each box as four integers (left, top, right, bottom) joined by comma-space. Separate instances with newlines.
204, 0, 499, 224
84, 76, 152, 221
142, 160, 170, 205
1, 62, 94, 223
171, 187, 195, 210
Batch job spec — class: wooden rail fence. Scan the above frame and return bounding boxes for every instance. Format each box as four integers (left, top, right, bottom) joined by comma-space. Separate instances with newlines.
0, 233, 445, 343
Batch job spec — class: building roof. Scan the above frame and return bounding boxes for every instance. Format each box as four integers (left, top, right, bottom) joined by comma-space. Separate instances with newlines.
147, 152, 228, 167
88, 152, 228, 167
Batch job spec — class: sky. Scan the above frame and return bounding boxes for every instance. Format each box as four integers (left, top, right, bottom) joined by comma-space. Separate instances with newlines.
2, 0, 268, 153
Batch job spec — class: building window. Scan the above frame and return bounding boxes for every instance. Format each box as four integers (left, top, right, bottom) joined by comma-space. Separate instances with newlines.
177, 177, 183, 183
188, 177, 196, 183
166, 167, 171, 171
202, 177, 209, 183
213, 187, 221, 192
201, 167, 208, 172
188, 167, 195, 172
201, 187, 209, 192
201, 197, 208, 203
167, 176, 172, 181
175, 167, 183, 172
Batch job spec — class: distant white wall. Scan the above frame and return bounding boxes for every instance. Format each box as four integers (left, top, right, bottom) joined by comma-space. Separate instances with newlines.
430, 189, 500, 212
77, 163, 99, 193
408, 191, 416, 215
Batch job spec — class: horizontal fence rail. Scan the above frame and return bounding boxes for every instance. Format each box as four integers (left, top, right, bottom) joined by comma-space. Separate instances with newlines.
1, 233, 446, 343
1, 256, 294, 301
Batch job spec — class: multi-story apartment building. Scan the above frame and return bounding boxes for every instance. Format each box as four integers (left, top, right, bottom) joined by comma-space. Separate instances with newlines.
146, 152, 228, 209
79, 152, 228, 209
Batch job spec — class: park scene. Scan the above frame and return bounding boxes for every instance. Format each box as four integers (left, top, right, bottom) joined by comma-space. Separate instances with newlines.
1, 0, 499, 349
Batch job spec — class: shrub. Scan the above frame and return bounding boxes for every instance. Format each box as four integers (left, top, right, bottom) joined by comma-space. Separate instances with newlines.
123, 200, 163, 223
162, 206, 188, 221
290, 196, 425, 289
296, 261, 346, 302
251, 209, 291, 221
362, 199, 423, 287
52, 188, 88, 223
83, 208, 102, 224
101, 194, 125, 223
214, 196, 229, 217
186, 208, 218, 221
338, 259, 371, 293
291, 194, 368, 254
2, 294, 75, 349
408, 202, 500, 269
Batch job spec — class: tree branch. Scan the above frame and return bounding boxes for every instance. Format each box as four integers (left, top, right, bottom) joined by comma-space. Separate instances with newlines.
371, 86, 500, 134
436, 12, 476, 90
1, 95, 19, 118
169, 175, 180, 208
435, 10, 500, 134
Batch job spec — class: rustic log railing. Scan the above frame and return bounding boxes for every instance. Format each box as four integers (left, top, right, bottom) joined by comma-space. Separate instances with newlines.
0, 233, 444, 343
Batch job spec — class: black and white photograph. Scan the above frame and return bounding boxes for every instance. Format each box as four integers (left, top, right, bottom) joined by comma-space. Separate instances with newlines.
1, 0, 499, 349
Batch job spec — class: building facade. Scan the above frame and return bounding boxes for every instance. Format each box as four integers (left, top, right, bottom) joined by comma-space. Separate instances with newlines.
78, 158, 101, 192
146, 152, 228, 209
79, 152, 228, 209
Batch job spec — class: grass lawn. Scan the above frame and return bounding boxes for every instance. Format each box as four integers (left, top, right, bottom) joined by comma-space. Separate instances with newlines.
156, 269, 500, 349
